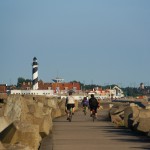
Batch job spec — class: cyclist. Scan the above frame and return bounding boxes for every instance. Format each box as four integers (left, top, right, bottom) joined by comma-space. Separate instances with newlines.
89, 94, 99, 118
81, 96, 89, 112
65, 91, 75, 120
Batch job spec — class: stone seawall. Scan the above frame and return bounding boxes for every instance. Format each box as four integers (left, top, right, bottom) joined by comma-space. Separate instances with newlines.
109, 100, 150, 136
0, 94, 78, 150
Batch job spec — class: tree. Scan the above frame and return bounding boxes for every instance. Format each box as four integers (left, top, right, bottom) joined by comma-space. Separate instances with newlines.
17, 77, 25, 87
17, 77, 32, 88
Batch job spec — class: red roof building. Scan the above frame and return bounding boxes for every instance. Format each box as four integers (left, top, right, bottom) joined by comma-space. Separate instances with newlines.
18, 81, 81, 92
0, 84, 7, 94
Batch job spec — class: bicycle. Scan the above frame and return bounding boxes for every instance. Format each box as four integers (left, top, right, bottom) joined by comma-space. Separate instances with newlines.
83, 105, 88, 115
68, 107, 73, 122
91, 109, 96, 122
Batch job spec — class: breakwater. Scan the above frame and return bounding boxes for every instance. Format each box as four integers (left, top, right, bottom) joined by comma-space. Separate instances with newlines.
0, 94, 78, 150
109, 99, 150, 135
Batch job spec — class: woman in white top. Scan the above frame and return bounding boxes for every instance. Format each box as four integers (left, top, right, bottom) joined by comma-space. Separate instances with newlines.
65, 91, 75, 119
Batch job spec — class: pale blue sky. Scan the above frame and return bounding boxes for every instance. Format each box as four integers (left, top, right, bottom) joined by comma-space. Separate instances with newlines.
0, 0, 150, 87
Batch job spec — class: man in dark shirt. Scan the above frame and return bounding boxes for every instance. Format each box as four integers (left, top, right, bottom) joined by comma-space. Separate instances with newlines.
89, 94, 99, 118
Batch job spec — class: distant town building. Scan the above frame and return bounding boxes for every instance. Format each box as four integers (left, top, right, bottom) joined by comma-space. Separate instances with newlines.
0, 84, 7, 94
0, 84, 7, 99
52, 77, 64, 83
10, 57, 81, 96
87, 85, 124, 99
15, 80, 80, 94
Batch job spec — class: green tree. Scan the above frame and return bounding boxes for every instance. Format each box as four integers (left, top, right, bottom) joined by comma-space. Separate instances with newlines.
17, 77, 25, 87
17, 77, 32, 88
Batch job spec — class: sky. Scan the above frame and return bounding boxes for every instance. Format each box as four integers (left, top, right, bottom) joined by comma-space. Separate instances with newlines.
0, 0, 150, 87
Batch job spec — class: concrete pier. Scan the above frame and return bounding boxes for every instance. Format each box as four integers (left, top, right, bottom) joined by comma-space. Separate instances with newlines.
40, 109, 150, 150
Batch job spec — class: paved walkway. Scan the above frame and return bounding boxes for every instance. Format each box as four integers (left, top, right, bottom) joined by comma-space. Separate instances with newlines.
40, 109, 150, 150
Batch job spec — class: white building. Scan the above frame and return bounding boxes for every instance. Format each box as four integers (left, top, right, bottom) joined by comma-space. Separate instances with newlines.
10, 89, 54, 96
88, 85, 124, 99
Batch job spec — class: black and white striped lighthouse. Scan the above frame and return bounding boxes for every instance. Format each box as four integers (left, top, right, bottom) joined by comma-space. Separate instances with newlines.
32, 57, 38, 90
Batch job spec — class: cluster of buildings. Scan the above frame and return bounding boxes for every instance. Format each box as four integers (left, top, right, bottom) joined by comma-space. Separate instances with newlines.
88, 86, 124, 99
0, 57, 124, 99
9, 57, 81, 96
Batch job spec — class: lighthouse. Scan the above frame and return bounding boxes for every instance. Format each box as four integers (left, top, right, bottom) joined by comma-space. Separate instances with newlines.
11, 57, 54, 96
32, 57, 38, 90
